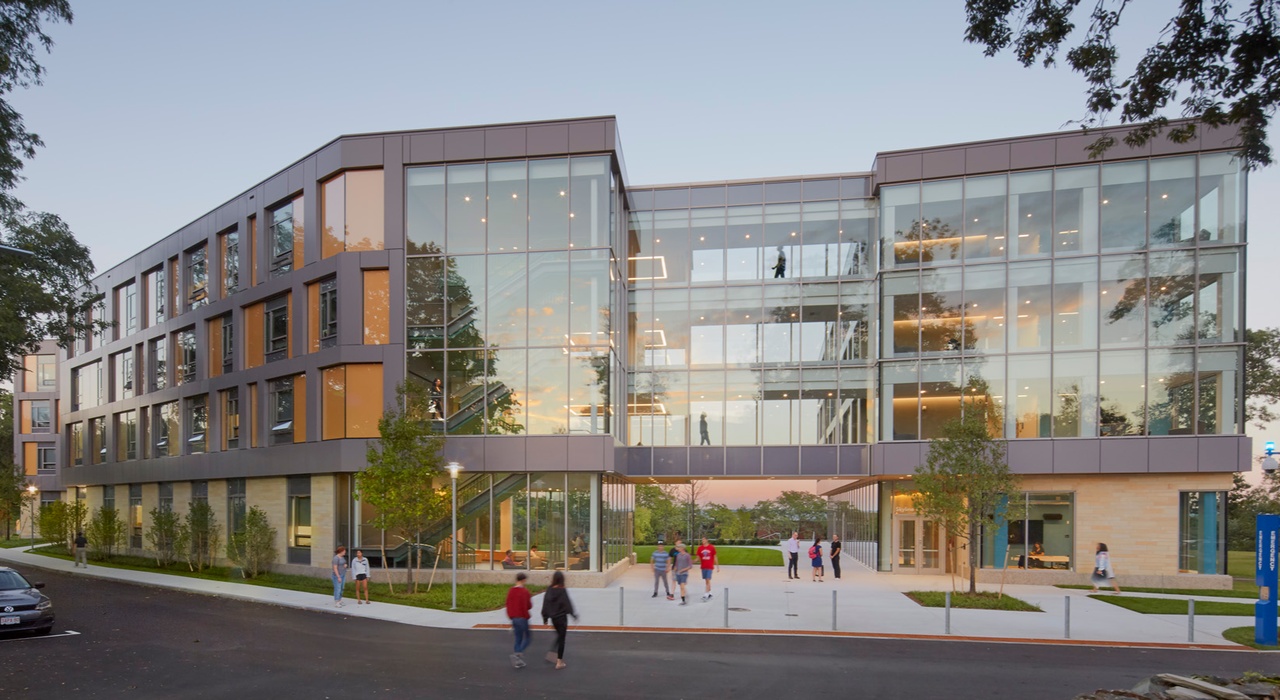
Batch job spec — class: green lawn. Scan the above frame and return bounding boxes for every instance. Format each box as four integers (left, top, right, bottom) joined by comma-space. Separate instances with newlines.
905, 590, 1041, 612
1088, 594, 1277, 616
28, 545, 541, 613
634, 545, 783, 567
1228, 550, 1255, 579
1221, 626, 1280, 651
0, 536, 46, 549
1057, 584, 1258, 599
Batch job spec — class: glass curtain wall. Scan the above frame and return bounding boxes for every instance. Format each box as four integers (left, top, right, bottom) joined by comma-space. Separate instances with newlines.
1179, 491, 1226, 574
981, 492, 1075, 570
828, 481, 880, 571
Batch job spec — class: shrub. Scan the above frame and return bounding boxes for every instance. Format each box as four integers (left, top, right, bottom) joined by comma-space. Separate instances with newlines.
38, 501, 70, 549
86, 506, 126, 559
227, 506, 277, 578
176, 500, 220, 572
145, 507, 180, 567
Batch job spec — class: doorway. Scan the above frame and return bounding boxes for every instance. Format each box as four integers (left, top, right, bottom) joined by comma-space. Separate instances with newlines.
894, 516, 942, 574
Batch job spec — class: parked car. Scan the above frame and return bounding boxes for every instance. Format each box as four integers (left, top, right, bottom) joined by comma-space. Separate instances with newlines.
0, 566, 54, 636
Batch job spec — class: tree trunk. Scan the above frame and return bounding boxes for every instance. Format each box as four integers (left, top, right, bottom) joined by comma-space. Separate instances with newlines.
967, 520, 978, 594
380, 541, 393, 595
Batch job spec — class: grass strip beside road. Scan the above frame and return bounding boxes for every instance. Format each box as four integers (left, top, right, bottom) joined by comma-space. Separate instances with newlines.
0, 536, 47, 549
26, 546, 542, 612
1220, 626, 1280, 651
633, 545, 782, 566
1088, 594, 1278, 616
906, 590, 1042, 612
1057, 584, 1258, 599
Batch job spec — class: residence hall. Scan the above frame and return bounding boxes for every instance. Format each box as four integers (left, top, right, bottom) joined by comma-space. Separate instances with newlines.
10, 117, 1248, 587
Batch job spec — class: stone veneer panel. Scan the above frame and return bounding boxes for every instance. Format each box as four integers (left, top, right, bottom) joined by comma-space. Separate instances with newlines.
248, 477, 288, 567
310, 474, 335, 568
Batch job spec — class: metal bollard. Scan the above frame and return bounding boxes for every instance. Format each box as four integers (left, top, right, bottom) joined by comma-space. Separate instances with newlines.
620, 587, 624, 626
1064, 596, 1070, 639
723, 587, 729, 628
945, 591, 952, 634
832, 590, 838, 631
1188, 599, 1195, 642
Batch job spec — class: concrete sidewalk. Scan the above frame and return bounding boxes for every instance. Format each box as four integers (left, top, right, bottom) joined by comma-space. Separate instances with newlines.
0, 546, 1258, 649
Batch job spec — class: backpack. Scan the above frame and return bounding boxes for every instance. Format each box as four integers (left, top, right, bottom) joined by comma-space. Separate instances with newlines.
809, 545, 820, 559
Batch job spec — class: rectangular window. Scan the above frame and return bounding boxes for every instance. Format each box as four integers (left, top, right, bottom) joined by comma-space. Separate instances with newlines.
102, 484, 115, 513
265, 295, 289, 361
72, 361, 101, 412
116, 410, 137, 461
187, 244, 208, 310
270, 197, 303, 277
129, 484, 142, 549
186, 395, 207, 454
150, 337, 167, 391
249, 383, 260, 448
270, 377, 295, 445
116, 281, 138, 339
227, 478, 246, 542
89, 417, 105, 465
322, 364, 384, 440
159, 482, 173, 513
322, 169, 385, 257
113, 349, 134, 401
146, 266, 165, 327
36, 354, 55, 389
169, 258, 180, 320
37, 445, 55, 473
69, 422, 83, 466
220, 229, 239, 296
248, 215, 258, 287
981, 492, 1075, 572
191, 480, 208, 505
287, 475, 311, 564
1179, 491, 1227, 574
176, 328, 197, 385
29, 400, 51, 433
221, 388, 240, 450
319, 277, 337, 348
154, 401, 180, 458
363, 269, 389, 344
221, 315, 234, 374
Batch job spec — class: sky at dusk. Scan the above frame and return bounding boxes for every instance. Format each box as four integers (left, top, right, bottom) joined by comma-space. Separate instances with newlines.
9, 1, 1277, 506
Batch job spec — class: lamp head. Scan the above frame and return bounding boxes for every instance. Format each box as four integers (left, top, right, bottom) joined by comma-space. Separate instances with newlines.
447, 462, 463, 479
26, 485, 37, 495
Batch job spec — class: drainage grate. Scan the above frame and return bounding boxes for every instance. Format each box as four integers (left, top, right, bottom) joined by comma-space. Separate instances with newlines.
728, 607, 750, 612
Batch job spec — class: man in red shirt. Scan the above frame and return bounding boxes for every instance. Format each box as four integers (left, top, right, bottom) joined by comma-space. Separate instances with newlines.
696, 537, 719, 602
505, 572, 532, 668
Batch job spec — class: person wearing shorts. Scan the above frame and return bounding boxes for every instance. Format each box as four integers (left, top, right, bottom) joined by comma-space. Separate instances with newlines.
672, 542, 693, 605
351, 549, 371, 604
696, 537, 719, 602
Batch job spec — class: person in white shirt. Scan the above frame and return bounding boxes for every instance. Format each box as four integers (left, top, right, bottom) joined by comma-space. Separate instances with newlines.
351, 549, 371, 605
785, 532, 800, 580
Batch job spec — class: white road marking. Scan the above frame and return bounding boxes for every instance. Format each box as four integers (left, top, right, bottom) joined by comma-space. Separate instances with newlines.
0, 629, 80, 643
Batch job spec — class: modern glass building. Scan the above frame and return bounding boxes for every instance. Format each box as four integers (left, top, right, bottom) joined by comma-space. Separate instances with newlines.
10, 117, 1248, 587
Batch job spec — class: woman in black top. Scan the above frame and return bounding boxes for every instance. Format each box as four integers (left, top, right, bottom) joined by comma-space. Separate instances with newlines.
830, 534, 842, 579
540, 571, 577, 670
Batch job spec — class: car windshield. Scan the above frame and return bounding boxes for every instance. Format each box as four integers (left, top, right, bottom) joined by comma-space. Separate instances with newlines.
0, 570, 33, 590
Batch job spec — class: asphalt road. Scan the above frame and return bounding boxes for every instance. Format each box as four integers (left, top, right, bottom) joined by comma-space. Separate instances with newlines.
0, 566, 1267, 700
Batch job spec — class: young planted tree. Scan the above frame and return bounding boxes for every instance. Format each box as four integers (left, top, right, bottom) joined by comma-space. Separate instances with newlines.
227, 506, 277, 579
37, 499, 68, 549
355, 381, 449, 593
145, 507, 180, 568
86, 505, 125, 559
912, 409, 1020, 594
176, 500, 219, 572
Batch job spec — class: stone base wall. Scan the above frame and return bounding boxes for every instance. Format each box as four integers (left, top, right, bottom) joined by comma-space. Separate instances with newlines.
274, 554, 634, 589
974, 568, 1234, 590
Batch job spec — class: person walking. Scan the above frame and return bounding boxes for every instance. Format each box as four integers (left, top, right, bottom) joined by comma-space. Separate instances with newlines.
829, 534, 842, 580
809, 537, 824, 582
696, 537, 719, 602
331, 545, 348, 607
1091, 542, 1122, 594
541, 571, 577, 670
73, 531, 88, 568
506, 572, 533, 668
785, 532, 800, 580
699, 412, 710, 445
351, 549, 371, 604
651, 538, 673, 599
772, 246, 787, 278
672, 541, 694, 605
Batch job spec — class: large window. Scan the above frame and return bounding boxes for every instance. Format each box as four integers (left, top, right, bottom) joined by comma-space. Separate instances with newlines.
1179, 491, 1226, 574
186, 395, 207, 454
89, 417, 106, 465
35, 354, 55, 390
129, 484, 142, 549
150, 337, 167, 391
287, 475, 311, 565
270, 376, 299, 445
265, 295, 289, 361
187, 244, 208, 310
319, 277, 337, 348
982, 492, 1075, 571
220, 228, 239, 295
227, 478, 246, 543
176, 329, 197, 385
115, 411, 137, 461
71, 361, 101, 411
153, 401, 179, 458
146, 266, 166, 325
221, 388, 240, 450
69, 422, 83, 466
36, 445, 55, 473
29, 400, 51, 433
321, 169, 384, 257
270, 196, 303, 277
113, 349, 134, 401
116, 280, 138, 339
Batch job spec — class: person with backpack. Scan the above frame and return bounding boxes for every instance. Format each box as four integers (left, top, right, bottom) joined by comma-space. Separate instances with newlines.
809, 537, 824, 582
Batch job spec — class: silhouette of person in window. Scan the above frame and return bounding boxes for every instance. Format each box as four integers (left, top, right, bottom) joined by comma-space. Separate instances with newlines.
772, 246, 787, 278
945, 337, 960, 351
428, 377, 444, 420
699, 412, 710, 445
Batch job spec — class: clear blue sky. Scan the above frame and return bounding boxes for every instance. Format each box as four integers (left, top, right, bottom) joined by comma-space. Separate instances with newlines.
10, 1, 1276, 504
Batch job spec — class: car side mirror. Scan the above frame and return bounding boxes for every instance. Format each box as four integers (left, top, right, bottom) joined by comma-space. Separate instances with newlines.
33, 582, 45, 590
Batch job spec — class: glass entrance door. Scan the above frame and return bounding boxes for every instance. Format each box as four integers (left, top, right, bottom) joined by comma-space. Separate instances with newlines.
895, 516, 943, 574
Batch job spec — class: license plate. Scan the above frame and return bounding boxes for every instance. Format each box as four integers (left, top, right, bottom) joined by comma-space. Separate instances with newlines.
0, 617, 18, 625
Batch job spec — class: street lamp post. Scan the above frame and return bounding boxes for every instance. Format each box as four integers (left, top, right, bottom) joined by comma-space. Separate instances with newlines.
26, 485, 38, 549
447, 462, 463, 610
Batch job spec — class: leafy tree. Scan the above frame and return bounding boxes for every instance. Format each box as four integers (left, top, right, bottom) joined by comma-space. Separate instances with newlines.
227, 506, 277, 578
145, 506, 179, 568
175, 500, 219, 572
86, 505, 125, 559
37, 499, 68, 548
1228, 471, 1280, 549
355, 380, 449, 592
772, 490, 830, 538
0, 388, 18, 540
0, 3, 109, 379
913, 409, 1020, 593
635, 484, 683, 543
964, 0, 1280, 167
1246, 327, 1280, 429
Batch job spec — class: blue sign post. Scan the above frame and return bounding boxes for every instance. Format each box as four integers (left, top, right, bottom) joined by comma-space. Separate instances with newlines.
1258, 514, 1279, 646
